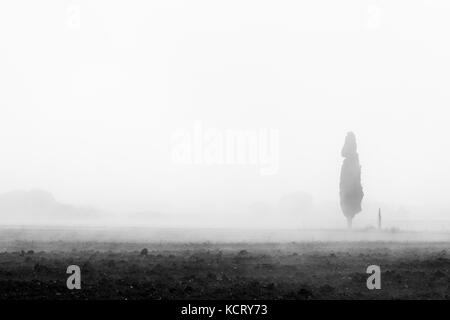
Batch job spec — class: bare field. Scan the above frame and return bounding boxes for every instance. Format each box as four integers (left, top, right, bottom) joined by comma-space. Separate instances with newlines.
0, 237, 449, 300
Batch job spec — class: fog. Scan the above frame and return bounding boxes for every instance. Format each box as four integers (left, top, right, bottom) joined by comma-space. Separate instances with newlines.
1, 1, 450, 231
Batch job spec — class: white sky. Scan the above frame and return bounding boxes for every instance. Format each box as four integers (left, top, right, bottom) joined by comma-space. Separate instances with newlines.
1, 1, 450, 222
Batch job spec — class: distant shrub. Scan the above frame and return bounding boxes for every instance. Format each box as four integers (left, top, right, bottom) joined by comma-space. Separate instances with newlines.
387, 227, 401, 233
140, 248, 149, 256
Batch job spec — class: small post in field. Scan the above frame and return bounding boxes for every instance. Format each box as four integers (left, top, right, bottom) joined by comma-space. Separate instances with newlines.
378, 208, 382, 230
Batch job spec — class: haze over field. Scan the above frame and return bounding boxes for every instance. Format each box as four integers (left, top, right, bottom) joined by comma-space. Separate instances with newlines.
1, 1, 450, 231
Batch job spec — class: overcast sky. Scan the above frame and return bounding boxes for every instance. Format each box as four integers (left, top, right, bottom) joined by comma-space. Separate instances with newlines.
1, 1, 450, 223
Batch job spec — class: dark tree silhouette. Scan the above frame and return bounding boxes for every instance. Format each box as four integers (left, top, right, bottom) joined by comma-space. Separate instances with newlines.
339, 132, 364, 228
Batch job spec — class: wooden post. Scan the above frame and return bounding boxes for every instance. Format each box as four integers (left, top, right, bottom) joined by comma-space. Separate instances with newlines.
378, 208, 381, 230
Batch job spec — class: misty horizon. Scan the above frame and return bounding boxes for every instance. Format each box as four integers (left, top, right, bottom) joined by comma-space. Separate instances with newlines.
0, 187, 449, 231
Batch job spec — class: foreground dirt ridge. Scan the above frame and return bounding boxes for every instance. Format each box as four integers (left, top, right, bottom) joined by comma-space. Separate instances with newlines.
0, 241, 448, 299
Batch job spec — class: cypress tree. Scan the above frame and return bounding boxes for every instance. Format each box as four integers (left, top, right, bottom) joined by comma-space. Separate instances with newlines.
339, 132, 364, 228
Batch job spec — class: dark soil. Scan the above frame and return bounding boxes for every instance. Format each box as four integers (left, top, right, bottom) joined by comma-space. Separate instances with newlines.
0, 241, 448, 299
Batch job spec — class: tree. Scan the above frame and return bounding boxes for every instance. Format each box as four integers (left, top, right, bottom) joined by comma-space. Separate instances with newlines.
339, 132, 364, 228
